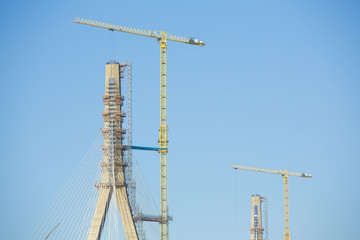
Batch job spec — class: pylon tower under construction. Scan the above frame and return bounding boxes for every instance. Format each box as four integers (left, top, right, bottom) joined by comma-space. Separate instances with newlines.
250, 195, 264, 240
87, 61, 138, 240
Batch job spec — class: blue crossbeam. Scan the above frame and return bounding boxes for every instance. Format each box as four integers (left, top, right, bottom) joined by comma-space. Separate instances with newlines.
125, 145, 167, 152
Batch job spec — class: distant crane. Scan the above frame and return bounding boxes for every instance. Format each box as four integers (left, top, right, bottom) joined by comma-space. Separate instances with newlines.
74, 17, 205, 240
231, 165, 312, 240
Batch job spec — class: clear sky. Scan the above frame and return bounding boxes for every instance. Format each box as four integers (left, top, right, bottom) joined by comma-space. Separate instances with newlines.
0, 0, 359, 239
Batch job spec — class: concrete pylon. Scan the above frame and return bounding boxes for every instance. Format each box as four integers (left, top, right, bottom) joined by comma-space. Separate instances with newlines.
250, 195, 263, 240
87, 62, 138, 240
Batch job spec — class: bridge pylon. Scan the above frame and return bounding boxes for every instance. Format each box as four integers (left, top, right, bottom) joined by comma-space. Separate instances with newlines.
87, 61, 139, 240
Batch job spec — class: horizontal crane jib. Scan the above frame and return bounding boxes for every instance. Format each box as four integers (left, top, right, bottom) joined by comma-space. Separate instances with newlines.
231, 165, 312, 178
74, 18, 205, 46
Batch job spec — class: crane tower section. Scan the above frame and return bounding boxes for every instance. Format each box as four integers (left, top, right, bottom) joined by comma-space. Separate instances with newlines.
251, 195, 264, 240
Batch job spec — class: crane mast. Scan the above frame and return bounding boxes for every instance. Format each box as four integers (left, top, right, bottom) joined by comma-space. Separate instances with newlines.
159, 38, 168, 239
231, 165, 311, 240
283, 173, 289, 240
74, 18, 205, 240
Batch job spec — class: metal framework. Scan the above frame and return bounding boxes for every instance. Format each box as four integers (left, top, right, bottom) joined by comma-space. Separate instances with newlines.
158, 38, 168, 239
261, 197, 268, 240
231, 165, 312, 240
75, 17, 205, 240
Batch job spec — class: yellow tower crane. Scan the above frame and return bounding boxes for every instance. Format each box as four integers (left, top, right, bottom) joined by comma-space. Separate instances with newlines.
74, 17, 205, 240
231, 165, 312, 240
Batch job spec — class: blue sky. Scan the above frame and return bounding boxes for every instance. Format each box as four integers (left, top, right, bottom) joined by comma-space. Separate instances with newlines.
0, 0, 359, 239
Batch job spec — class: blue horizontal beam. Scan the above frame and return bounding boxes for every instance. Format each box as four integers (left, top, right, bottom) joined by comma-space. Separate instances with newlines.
125, 145, 167, 152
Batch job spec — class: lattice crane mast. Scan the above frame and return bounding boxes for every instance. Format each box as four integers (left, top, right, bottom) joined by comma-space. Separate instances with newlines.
74, 17, 205, 240
231, 165, 312, 240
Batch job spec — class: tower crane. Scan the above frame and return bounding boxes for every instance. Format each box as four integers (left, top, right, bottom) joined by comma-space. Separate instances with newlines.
74, 17, 205, 240
231, 165, 312, 240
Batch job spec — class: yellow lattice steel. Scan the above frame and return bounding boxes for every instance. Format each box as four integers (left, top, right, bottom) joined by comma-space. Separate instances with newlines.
74, 17, 205, 240
231, 165, 312, 240
158, 38, 168, 239
74, 18, 205, 46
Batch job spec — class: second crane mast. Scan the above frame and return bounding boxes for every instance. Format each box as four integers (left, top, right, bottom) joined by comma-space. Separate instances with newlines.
231, 165, 312, 240
74, 18, 205, 240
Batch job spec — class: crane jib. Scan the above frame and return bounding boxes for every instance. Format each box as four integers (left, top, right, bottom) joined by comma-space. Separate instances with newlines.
74, 17, 205, 46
